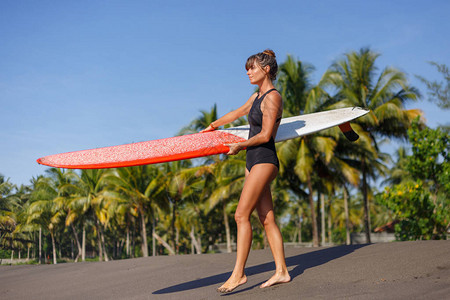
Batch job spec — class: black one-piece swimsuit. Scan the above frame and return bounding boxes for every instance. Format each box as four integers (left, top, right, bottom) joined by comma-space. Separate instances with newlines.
246, 89, 281, 171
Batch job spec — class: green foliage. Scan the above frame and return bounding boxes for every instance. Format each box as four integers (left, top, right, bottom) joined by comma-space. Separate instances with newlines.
379, 120, 450, 240
440, 161, 450, 193
407, 119, 450, 193
378, 183, 444, 240
0, 248, 12, 259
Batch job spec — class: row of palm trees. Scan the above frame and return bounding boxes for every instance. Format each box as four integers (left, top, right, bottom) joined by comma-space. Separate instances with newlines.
1, 48, 422, 263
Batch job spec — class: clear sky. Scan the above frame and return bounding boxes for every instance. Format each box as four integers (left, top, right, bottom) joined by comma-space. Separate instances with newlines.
1, 0, 449, 186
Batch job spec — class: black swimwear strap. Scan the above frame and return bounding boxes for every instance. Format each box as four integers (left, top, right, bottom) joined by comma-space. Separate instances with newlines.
258, 88, 277, 98
259, 89, 281, 122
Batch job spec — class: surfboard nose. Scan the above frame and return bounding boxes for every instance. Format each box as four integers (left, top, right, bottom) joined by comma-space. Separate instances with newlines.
338, 122, 359, 142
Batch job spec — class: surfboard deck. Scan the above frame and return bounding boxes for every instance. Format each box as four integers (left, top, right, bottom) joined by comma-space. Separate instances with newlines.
37, 107, 369, 169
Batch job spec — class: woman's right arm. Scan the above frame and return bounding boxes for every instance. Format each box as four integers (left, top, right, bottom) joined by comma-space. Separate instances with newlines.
201, 93, 257, 132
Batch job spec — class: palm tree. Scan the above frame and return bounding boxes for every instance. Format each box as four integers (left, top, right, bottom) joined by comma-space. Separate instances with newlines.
72, 169, 113, 261
277, 53, 372, 247
318, 123, 373, 244
323, 47, 422, 243
106, 165, 167, 257
277, 56, 339, 247
40, 170, 84, 262
328, 187, 364, 243
65, 183, 89, 261
27, 169, 74, 264
277, 55, 315, 116
162, 160, 202, 253
0, 175, 20, 257
177, 200, 204, 254
279, 135, 335, 247
1, 176, 17, 232
10, 184, 37, 261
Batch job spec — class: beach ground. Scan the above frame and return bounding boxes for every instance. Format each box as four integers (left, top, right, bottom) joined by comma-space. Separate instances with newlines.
1, 240, 449, 299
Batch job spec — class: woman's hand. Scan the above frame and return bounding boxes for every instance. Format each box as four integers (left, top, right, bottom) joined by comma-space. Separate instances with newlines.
225, 143, 244, 155
200, 124, 215, 133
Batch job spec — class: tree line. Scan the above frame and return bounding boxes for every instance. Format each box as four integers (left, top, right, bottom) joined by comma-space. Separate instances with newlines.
1, 48, 449, 264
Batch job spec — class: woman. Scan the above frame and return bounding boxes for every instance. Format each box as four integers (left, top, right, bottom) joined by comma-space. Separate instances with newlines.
202, 49, 291, 293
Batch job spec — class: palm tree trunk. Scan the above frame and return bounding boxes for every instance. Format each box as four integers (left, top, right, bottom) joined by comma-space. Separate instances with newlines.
96, 221, 103, 261
190, 226, 201, 254
191, 227, 195, 254
175, 227, 180, 254
50, 230, 57, 264
152, 231, 175, 255
171, 199, 177, 251
139, 207, 149, 257
126, 226, 130, 258
197, 235, 202, 254
82, 225, 86, 261
361, 159, 371, 243
131, 224, 135, 258
307, 177, 319, 247
99, 225, 109, 261
298, 213, 302, 243
343, 187, 351, 245
152, 218, 156, 256
223, 202, 232, 253
39, 226, 42, 264
32, 231, 35, 260
327, 205, 332, 243
321, 194, 326, 245
71, 223, 82, 262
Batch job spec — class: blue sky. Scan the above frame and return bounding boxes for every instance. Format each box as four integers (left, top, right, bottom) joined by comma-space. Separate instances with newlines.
1, 0, 449, 186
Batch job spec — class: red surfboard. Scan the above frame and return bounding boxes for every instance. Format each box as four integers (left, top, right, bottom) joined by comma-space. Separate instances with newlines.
37, 131, 245, 169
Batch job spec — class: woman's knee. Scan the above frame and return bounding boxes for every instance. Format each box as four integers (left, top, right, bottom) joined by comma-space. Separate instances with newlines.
259, 212, 276, 228
234, 210, 250, 225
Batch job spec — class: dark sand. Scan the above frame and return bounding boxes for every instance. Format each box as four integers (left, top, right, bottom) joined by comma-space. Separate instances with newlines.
1, 241, 449, 299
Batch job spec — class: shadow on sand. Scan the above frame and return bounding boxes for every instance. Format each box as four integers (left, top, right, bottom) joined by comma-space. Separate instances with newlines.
153, 244, 367, 295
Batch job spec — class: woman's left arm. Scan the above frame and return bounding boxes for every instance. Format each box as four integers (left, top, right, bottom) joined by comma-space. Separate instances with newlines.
226, 92, 282, 155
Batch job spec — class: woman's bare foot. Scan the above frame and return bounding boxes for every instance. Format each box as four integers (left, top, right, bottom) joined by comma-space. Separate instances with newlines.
217, 274, 248, 293
260, 271, 291, 288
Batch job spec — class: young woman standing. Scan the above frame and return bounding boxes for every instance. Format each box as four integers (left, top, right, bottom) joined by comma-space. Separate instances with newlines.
202, 49, 291, 293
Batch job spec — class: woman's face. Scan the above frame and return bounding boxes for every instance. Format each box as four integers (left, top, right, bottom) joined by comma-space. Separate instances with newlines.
246, 62, 268, 85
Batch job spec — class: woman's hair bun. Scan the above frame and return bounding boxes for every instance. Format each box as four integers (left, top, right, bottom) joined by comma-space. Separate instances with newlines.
262, 49, 276, 58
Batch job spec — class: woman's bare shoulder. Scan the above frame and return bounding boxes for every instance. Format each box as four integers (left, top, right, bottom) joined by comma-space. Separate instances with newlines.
249, 92, 258, 101
262, 90, 282, 109
244, 92, 259, 107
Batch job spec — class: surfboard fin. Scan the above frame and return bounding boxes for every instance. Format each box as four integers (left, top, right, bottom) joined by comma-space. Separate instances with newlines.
338, 122, 359, 142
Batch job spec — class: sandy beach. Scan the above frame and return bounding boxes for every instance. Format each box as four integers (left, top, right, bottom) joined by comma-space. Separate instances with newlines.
1, 240, 449, 299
